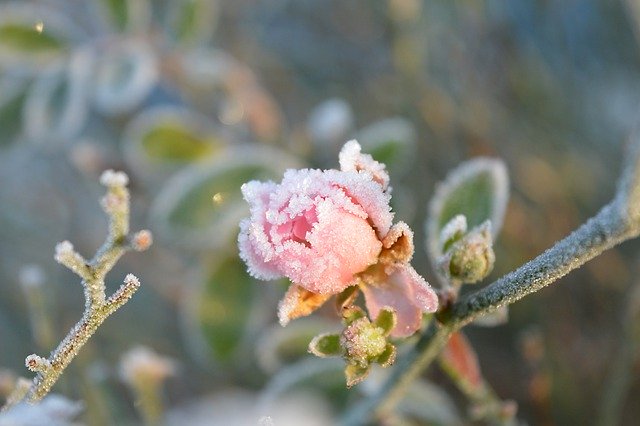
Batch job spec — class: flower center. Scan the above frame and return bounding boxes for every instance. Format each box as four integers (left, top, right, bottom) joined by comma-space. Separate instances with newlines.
275, 207, 319, 246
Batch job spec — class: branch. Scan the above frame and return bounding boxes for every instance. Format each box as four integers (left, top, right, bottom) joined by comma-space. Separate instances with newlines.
1, 171, 152, 410
340, 132, 640, 425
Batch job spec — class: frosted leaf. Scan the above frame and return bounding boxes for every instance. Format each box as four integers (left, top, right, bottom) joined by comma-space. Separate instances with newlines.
23, 48, 93, 144
427, 157, 509, 266
92, 39, 157, 115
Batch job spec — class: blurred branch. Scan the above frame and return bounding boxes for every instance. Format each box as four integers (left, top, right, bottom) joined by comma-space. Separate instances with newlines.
341, 128, 640, 425
597, 282, 640, 426
1, 171, 152, 410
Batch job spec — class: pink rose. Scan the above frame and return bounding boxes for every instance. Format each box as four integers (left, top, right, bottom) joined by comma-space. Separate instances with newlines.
238, 140, 438, 337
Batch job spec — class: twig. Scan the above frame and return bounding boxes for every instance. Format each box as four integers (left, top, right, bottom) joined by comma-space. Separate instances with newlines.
1, 170, 152, 410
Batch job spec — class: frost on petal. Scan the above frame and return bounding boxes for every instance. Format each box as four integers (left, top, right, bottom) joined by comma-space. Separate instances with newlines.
238, 219, 282, 280
380, 221, 414, 265
278, 198, 382, 294
241, 180, 277, 214
361, 265, 437, 338
277, 284, 331, 326
339, 140, 390, 190
325, 169, 393, 238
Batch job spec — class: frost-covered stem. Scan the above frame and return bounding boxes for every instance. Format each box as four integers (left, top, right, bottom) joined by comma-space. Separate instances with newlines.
0, 171, 152, 409
341, 135, 640, 425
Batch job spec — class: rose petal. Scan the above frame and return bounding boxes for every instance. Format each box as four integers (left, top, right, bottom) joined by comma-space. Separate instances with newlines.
379, 221, 415, 265
339, 139, 390, 190
326, 169, 393, 238
238, 219, 282, 280
361, 265, 437, 338
277, 284, 331, 326
276, 197, 382, 294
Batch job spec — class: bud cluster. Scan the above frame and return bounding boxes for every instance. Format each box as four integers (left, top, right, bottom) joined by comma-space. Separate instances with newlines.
308, 305, 397, 387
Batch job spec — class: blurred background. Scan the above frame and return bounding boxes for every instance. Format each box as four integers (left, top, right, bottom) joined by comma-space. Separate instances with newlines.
1, 0, 640, 424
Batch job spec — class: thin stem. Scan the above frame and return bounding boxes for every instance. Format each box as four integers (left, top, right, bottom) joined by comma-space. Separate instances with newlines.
341, 201, 640, 425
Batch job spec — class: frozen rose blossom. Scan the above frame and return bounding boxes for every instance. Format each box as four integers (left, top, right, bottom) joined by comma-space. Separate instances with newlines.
238, 167, 392, 294
238, 140, 438, 336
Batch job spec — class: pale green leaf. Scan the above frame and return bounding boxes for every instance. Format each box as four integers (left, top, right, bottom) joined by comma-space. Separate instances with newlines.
427, 158, 509, 263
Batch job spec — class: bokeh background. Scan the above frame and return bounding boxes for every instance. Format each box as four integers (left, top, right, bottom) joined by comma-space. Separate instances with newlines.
1, 0, 640, 424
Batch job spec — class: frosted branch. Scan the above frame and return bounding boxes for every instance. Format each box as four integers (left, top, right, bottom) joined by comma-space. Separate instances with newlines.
1, 171, 151, 410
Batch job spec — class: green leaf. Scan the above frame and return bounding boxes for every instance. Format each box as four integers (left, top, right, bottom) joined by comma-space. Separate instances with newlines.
185, 256, 255, 364
103, 0, 128, 30
0, 88, 26, 148
376, 343, 396, 367
99, 0, 150, 32
125, 107, 225, 173
166, 0, 218, 46
308, 333, 342, 358
345, 363, 370, 388
0, 24, 61, 52
150, 145, 303, 249
427, 158, 508, 262
374, 308, 396, 336
141, 123, 219, 162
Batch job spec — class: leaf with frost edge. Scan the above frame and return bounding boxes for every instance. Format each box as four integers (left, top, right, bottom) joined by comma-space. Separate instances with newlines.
426, 157, 509, 268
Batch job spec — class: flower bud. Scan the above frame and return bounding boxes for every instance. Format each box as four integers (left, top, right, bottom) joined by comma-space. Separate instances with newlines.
441, 221, 495, 284
340, 317, 387, 366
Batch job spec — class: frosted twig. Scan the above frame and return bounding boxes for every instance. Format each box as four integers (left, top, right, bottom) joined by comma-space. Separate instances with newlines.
1, 170, 152, 410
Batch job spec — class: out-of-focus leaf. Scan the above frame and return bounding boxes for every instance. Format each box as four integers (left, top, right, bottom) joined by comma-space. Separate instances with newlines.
150, 146, 304, 249
427, 157, 509, 262
166, 0, 219, 46
0, 83, 27, 147
92, 40, 157, 115
307, 98, 354, 161
257, 358, 345, 416
398, 379, 462, 425
182, 256, 256, 364
256, 319, 339, 373
96, 0, 151, 32
0, 24, 60, 52
0, 4, 76, 67
355, 117, 417, 177
124, 107, 224, 175
177, 49, 284, 142
23, 48, 93, 143
439, 331, 483, 394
